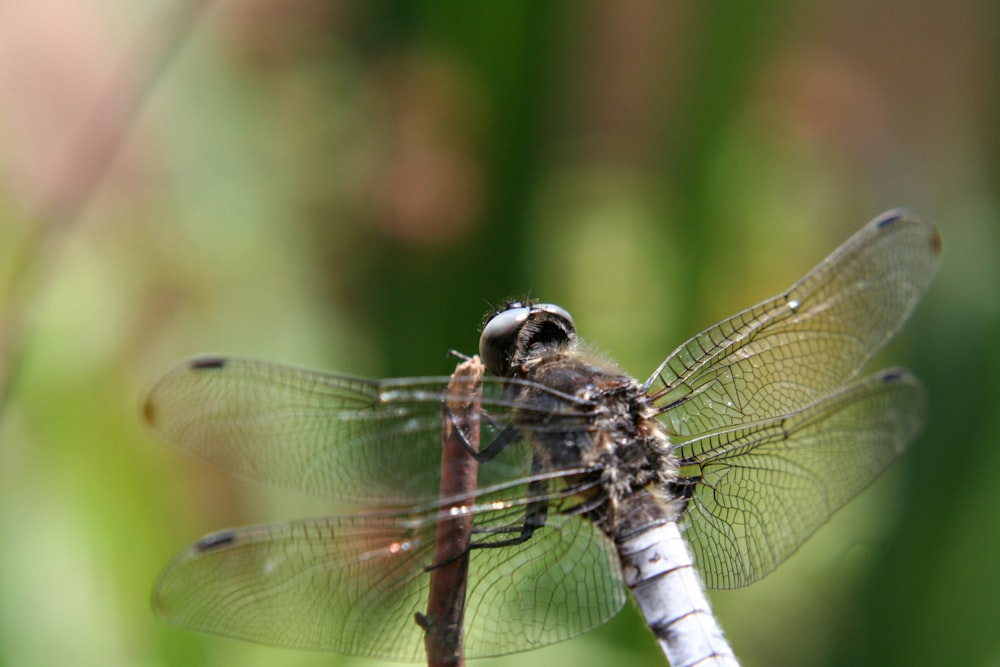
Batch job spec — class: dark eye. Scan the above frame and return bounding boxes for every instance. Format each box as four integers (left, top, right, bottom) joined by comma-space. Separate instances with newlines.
532, 304, 575, 338
479, 303, 576, 377
480, 306, 531, 377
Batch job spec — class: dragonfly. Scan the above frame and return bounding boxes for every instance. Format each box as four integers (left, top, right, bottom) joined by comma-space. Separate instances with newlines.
144, 210, 940, 665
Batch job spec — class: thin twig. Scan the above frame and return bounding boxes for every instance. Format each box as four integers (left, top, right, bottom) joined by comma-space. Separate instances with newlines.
418, 356, 484, 667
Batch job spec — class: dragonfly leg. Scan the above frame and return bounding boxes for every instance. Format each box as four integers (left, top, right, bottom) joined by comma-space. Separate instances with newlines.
423, 476, 550, 572
446, 348, 472, 362
471, 481, 549, 548
443, 404, 519, 464
666, 476, 698, 516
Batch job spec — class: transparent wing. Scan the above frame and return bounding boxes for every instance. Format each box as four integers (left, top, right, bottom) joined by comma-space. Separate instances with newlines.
154, 486, 625, 661
672, 368, 925, 589
142, 357, 593, 503
649, 210, 941, 436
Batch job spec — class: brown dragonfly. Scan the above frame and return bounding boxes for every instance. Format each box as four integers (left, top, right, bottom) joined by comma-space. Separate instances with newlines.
144, 210, 940, 663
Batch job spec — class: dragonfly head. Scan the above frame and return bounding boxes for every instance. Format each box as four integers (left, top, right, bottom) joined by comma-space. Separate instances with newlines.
480, 302, 576, 377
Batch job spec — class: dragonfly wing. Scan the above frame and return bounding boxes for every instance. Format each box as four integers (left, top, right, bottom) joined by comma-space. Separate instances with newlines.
462, 501, 626, 657
155, 490, 625, 660
650, 210, 940, 436
142, 357, 538, 503
154, 514, 437, 661
672, 368, 926, 589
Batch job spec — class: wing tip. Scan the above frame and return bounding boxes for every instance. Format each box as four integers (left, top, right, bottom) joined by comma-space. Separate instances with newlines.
873, 208, 943, 257
141, 355, 230, 427
189, 356, 228, 371
141, 395, 158, 426
878, 368, 912, 384
929, 226, 944, 255
874, 208, 913, 229
194, 529, 237, 552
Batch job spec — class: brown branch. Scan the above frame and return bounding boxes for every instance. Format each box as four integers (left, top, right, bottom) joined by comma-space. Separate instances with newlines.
418, 355, 484, 667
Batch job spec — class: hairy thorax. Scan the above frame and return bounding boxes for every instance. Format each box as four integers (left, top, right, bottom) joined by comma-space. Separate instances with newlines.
507, 349, 677, 533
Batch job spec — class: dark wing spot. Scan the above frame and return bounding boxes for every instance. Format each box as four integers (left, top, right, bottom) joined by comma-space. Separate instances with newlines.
880, 368, 907, 383
876, 210, 903, 229
195, 530, 236, 552
190, 357, 227, 371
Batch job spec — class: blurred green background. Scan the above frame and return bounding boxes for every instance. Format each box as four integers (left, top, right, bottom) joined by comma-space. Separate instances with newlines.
0, 1, 997, 666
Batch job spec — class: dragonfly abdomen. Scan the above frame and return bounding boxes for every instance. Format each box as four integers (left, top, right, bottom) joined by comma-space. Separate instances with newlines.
615, 490, 740, 667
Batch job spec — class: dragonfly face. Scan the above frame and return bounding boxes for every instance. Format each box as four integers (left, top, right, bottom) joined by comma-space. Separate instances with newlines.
144, 210, 941, 660
479, 302, 576, 378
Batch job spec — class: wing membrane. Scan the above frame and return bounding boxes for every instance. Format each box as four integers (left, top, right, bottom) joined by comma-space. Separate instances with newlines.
673, 368, 925, 589
154, 489, 624, 660
142, 357, 593, 503
650, 210, 941, 436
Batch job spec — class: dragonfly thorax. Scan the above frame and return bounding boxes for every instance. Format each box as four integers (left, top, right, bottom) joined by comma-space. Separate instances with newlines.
509, 349, 678, 533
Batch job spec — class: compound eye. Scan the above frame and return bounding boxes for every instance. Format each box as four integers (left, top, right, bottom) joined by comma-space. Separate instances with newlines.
532, 303, 575, 333
479, 306, 531, 377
